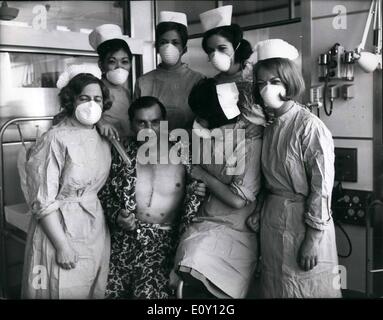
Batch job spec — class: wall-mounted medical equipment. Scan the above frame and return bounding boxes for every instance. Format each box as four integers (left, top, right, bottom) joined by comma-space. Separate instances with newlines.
0, 1, 18, 21
308, 85, 323, 109
343, 51, 356, 81
317, 43, 355, 116
354, 0, 382, 73
341, 84, 355, 100
318, 43, 355, 81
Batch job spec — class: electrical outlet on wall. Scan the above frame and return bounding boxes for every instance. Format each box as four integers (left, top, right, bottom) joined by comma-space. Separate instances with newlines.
335, 147, 358, 182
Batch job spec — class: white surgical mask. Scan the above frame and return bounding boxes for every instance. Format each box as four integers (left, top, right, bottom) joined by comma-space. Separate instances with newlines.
210, 51, 232, 72
260, 84, 286, 109
159, 44, 181, 66
106, 68, 129, 85
75, 101, 102, 126
209, 43, 239, 73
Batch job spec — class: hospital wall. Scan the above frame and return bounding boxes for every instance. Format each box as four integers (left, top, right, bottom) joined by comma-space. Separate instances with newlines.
310, 1, 373, 190
306, 0, 382, 295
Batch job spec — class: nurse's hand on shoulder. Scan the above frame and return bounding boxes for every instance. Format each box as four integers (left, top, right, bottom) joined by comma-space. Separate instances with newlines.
56, 241, 79, 270
96, 118, 120, 141
298, 227, 324, 271
117, 209, 136, 231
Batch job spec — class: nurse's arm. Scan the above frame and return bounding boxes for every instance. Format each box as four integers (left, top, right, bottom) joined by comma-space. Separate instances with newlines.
40, 213, 78, 270
96, 116, 120, 140
302, 120, 335, 231
299, 120, 335, 270
27, 132, 78, 269
190, 165, 247, 209
232, 138, 263, 222
298, 227, 324, 271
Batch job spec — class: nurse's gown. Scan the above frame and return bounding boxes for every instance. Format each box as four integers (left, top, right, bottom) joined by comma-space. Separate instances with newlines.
174, 122, 262, 299
260, 102, 342, 298
134, 63, 204, 130
21, 118, 111, 299
102, 79, 132, 138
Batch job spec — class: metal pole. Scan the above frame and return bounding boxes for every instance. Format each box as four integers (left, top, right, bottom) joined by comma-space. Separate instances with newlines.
0, 127, 6, 299
289, 0, 296, 19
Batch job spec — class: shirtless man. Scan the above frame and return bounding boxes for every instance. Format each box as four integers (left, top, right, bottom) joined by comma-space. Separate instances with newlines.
99, 96, 205, 299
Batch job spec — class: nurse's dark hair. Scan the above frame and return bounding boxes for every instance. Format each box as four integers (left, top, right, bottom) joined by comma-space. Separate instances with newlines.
202, 24, 253, 66
97, 39, 132, 65
252, 57, 305, 105
155, 22, 188, 53
189, 78, 238, 129
58, 73, 112, 116
129, 96, 167, 121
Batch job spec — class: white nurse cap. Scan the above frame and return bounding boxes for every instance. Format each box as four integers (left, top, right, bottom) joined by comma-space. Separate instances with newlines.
56, 64, 101, 89
159, 11, 187, 27
88, 24, 129, 51
254, 39, 299, 61
199, 5, 232, 32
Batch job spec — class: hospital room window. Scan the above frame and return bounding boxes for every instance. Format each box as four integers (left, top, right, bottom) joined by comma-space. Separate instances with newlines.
1, 1, 123, 32
155, 0, 216, 35
222, 0, 301, 28
3, 52, 97, 88
0, 52, 99, 144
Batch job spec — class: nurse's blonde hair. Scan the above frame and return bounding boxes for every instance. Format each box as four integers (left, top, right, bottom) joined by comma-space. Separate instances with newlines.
253, 57, 305, 106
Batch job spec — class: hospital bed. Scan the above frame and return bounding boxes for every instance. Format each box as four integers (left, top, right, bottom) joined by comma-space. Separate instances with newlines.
0, 116, 53, 299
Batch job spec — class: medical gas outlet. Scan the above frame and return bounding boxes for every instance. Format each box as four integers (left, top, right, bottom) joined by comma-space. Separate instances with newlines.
316, 43, 355, 116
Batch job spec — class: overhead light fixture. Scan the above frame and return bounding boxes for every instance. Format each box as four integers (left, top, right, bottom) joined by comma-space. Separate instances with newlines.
0, 1, 19, 21
354, 0, 382, 73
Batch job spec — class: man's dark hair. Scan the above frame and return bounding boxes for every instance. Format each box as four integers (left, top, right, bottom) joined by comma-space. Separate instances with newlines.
129, 96, 167, 121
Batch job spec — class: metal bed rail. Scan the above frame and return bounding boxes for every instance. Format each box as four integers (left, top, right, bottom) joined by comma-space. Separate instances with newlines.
0, 116, 53, 299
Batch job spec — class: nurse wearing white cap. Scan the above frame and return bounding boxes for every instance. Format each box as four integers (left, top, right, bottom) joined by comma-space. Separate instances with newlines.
22, 69, 112, 299
134, 11, 204, 131
250, 39, 342, 298
172, 78, 262, 299
88, 24, 133, 139
200, 6, 253, 81
200, 5, 264, 139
